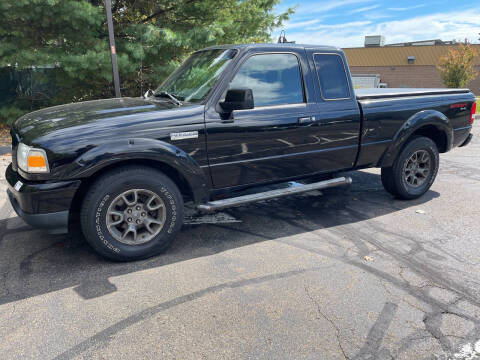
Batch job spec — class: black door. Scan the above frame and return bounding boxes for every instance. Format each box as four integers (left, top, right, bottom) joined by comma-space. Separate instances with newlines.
204, 49, 361, 190
205, 51, 318, 189
302, 50, 361, 172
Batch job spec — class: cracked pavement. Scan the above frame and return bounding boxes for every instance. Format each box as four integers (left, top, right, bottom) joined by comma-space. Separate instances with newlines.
0, 125, 479, 359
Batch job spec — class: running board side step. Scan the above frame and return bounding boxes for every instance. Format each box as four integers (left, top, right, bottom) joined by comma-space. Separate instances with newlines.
197, 176, 352, 212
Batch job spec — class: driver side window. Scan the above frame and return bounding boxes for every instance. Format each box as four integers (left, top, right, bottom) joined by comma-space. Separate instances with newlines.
229, 53, 304, 108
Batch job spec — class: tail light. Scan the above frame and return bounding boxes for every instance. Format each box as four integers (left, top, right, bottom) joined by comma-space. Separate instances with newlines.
471, 102, 476, 124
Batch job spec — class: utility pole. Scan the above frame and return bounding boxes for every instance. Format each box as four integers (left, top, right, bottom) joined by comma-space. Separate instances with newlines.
104, 0, 121, 98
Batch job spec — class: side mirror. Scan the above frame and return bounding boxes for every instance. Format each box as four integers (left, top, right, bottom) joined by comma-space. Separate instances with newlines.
219, 88, 254, 113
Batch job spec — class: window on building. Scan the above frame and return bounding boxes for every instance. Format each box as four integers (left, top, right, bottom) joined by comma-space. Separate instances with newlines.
313, 54, 351, 100
229, 53, 304, 107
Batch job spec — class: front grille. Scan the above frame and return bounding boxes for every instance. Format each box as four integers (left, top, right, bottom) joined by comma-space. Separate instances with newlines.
11, 145, 18, 171
10, 130, 18, 172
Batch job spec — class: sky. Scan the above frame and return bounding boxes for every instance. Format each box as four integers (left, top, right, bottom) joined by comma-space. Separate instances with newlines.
273, 0, 480, 48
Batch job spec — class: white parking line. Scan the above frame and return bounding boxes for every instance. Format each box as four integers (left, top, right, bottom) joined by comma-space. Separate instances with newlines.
449, 339, 480, 360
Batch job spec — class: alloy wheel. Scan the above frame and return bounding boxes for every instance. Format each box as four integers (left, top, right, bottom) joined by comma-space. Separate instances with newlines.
403, 150, 431, 187
106, 189, 166, 245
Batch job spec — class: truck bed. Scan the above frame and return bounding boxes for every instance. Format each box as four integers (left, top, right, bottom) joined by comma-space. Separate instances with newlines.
355, 88, 471, 100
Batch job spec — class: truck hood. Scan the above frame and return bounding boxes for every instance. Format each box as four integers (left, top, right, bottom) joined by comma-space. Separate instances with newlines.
13, 97, 188, 145
10, 97, 206, 180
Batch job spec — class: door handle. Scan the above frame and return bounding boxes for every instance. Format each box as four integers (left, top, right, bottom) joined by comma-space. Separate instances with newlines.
298, 116, 313, 124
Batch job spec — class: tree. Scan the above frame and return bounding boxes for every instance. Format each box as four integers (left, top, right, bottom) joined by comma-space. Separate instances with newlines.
437, 44, 479, 88
0, 0, 294, 124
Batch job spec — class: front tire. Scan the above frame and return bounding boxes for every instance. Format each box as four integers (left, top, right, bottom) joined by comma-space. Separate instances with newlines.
80, 166, 184, 261
381, 136, 439, 200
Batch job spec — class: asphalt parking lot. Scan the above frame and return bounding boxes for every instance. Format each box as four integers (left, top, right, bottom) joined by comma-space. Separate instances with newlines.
0, 126, 479, 360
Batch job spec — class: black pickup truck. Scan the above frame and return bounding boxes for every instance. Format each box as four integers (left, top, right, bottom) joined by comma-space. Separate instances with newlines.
6, 43, 475, 261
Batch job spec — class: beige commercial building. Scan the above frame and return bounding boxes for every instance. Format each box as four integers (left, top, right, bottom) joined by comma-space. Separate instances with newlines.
343, 43, 480, 96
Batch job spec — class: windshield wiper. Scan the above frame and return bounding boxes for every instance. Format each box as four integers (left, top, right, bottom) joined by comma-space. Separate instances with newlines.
154, 91, 182, 106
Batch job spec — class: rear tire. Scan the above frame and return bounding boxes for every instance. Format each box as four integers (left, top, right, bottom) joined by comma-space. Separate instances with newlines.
381, 136, 439, 200
80, 166, 184, 261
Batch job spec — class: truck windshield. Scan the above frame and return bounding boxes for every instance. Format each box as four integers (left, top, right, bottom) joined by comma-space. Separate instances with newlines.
155, 49, 238, 103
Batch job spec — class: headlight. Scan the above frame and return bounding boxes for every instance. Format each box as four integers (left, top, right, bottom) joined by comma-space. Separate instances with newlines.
17, 143, 50, 173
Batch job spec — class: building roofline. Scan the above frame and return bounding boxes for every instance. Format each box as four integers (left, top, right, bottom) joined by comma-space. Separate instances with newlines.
343, 43, 480, 50
343, 44, 480, 66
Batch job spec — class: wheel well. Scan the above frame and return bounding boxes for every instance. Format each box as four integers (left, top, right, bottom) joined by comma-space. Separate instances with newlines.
70, 159, 194, 214
411, 125, 448, 153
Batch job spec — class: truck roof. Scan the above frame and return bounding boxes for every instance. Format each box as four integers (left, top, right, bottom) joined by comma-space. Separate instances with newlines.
201, 43, 340, 52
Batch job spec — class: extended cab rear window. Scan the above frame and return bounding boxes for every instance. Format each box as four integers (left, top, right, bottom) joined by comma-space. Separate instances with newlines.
313, 54, 350, 100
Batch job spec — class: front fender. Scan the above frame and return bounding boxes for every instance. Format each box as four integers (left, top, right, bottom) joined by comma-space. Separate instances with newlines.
61, 138, 210, 203
378, 110, 453, 167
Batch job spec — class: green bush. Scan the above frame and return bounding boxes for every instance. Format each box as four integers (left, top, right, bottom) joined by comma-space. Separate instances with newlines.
0, 106, 28, 126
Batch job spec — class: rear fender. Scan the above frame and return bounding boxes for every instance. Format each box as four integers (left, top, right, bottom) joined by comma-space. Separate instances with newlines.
65, 138, 210, 203
378, 110, 453, 167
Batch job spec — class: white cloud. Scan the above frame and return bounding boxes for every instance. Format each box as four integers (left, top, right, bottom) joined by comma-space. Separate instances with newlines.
307, 21, 372, 31
348, 4, 381, 14
283, 9, 480, 48
295, 0, 374, 15
361, 10, 393, 20
284, 19, 321, 30
388, 4, 426, 11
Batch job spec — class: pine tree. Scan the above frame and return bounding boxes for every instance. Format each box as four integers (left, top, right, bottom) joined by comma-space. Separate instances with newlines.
0, 0, 293, 124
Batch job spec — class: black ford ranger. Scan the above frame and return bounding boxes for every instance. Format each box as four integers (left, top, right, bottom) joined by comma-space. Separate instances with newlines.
6, 43, 475, 261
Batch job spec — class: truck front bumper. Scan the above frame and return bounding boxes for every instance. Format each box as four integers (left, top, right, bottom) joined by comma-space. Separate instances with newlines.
5, 164, 81, 233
